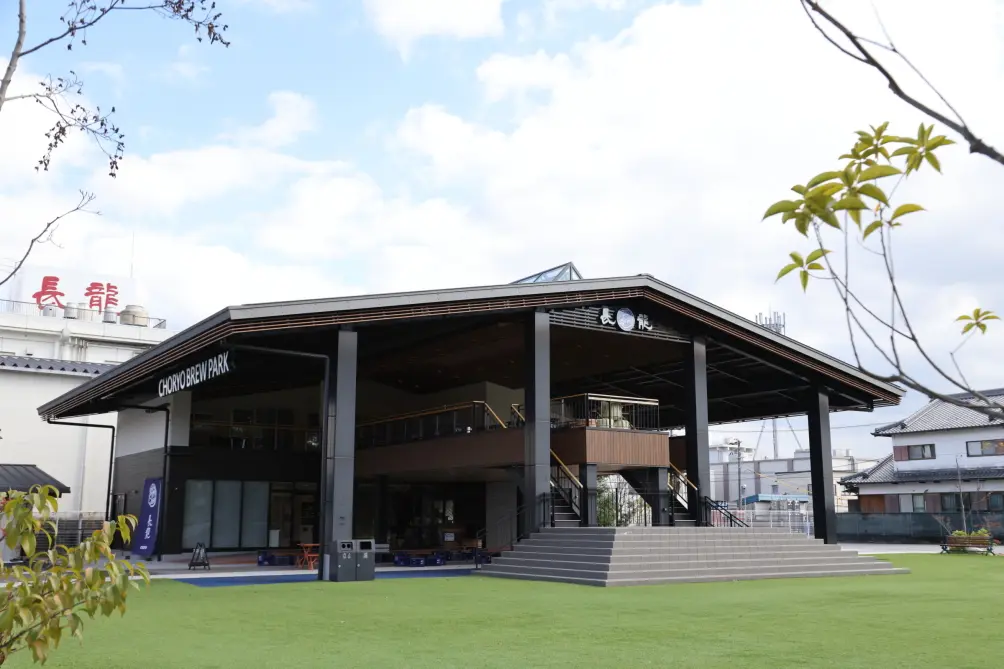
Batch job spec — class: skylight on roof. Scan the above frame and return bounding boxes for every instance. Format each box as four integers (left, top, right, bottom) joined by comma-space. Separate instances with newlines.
511, 262, 583, 284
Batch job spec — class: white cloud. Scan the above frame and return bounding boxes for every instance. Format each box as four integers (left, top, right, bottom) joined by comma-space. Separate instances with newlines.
4, 0, 1004, 463
364, 0, 508, 55
165, 44, 208, 82
78, 61, 125, 89
221, 91, 319, 149
387, 0, 1004, 455
476, 51, 573, 102
231, 0, 315, 12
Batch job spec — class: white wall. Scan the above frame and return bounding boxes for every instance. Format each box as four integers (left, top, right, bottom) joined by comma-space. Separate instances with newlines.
116, 407, 169, 457
891, 426, 1004, 471
0, 370, 116, 513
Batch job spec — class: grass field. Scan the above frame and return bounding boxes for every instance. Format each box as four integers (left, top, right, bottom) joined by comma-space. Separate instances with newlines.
8, 555, 1003, 668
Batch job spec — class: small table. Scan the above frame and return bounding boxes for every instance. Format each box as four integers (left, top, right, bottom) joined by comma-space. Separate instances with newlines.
298, 543, 320, 569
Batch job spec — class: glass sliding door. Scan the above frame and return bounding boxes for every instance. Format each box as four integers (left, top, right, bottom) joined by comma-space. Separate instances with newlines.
181, 480, 213, 549
240, 482, 269, 548
212, 481, 242, 548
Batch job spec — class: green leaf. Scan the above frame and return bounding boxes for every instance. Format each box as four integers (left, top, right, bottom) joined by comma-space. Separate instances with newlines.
925, 151, 942, 172
788, 251, 804, 266
775, 264, 799, 282
806, 171, 843, 188
832, 195, 868, 211
791, 184, 807, 195
890, 146, 914, 158
863, 220, 883, 240
799, 270, 809, 291
891, 203, 924, 220
815, 208, 841, 229
794, 214, 810, 236
858, 164, 902, 181
856, 182, 888, 205
805, 248, 831, 264
763, 200, 801, 219
874, 121, 889, 137
926, 135, 955, 149
805, 262, 825, 271
807, 182, 844, 199
979, 322, 988, 334
962, 321, 976, 334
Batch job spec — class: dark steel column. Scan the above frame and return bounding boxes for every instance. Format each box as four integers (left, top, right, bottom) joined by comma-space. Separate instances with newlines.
807, 389, 838, 544
684, 335, 711, 523
523, 310, 552, 534
325, 329, 358, 580
579, 464, 598, 527
375, 475, 390, 544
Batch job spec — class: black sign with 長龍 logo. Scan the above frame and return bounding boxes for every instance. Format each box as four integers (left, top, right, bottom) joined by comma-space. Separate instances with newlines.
157, 351, 233, 398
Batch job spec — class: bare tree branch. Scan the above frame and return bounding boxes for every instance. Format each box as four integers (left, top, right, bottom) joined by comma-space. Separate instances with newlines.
0, 1, 230, 289
0, 192, 97, 290
801, 0, 1004, 167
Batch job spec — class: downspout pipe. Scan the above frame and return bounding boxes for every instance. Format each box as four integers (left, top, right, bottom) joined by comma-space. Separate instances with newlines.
120, 404, 170, 561
230, 344, 330, 582
45, 419, 115, 520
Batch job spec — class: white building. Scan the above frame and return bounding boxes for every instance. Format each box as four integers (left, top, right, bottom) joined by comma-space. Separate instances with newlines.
709, 440, 868, 512
0, 265, 176, 516
841, 388, 1004, 514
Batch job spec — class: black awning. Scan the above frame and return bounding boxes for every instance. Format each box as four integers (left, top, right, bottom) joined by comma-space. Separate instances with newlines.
0, 465, 70, 494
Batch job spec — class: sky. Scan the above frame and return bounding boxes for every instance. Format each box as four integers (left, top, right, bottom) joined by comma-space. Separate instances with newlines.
1, 0, 1002, 461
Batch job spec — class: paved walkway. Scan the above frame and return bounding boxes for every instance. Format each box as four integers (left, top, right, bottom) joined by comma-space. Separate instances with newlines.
842, 543, 939, 555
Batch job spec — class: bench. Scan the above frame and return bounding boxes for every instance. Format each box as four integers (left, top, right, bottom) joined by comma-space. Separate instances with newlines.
941, 535, 995, 555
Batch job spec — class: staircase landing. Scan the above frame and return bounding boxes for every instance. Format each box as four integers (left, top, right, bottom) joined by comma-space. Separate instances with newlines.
478, 527, 909, 586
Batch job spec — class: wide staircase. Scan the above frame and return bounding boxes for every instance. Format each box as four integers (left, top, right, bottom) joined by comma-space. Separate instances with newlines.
478, 526, 909, 586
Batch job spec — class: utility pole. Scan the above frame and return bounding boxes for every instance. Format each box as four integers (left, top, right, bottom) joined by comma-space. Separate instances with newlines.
956, 455, 967, 533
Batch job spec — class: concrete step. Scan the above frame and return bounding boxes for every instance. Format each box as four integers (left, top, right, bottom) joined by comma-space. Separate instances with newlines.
507, 546, 852, 561
481, 559, 898, 581
505, 550, 859, 565
518, 539, 839, 552
479, 566, 909, 587
492, 553, 873, 572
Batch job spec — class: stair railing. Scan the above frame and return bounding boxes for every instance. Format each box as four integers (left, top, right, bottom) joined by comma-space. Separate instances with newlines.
549, 451, 582, 518
700, 497, 750, 528
474, 503, 529, 569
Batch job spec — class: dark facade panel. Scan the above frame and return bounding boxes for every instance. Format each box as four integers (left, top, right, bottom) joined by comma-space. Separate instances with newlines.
113, 450, 162, 517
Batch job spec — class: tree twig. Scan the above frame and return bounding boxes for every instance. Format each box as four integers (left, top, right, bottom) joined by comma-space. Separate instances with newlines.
0, 192, 97, 290
801, 0, 1004, 166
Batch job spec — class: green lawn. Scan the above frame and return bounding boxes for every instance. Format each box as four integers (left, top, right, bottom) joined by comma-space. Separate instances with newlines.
9, 555, 1003, 668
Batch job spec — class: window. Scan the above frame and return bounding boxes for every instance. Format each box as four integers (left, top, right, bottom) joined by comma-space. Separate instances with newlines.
966, 439, 1004, 457
908, 444, 936, 460
990, 493, 1004, 512
935, 490, 959, 510
912, 494, 926, 513
771, 485, 779, 494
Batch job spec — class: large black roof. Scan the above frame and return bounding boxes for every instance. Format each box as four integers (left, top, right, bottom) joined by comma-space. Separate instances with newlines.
36, 274, 903, 420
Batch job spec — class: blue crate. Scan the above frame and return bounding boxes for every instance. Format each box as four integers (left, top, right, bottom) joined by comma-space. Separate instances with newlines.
393, 553, 410, 567
426, 554, 445, 567
409, 556, 426, 567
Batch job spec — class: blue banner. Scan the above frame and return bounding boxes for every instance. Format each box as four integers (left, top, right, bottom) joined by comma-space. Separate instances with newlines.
133, 478, 162, 558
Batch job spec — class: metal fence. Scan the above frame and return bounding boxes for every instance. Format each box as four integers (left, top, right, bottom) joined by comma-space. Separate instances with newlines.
32, 511, 107, 550
597, 477, 653, 527
731, 509, 815, 536
0, 298, 167, 328
836, 512, 1004, 543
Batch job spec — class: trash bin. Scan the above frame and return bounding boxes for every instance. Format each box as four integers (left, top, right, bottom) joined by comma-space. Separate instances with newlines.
354, 539, 375, 581
334, 540, 356, 582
